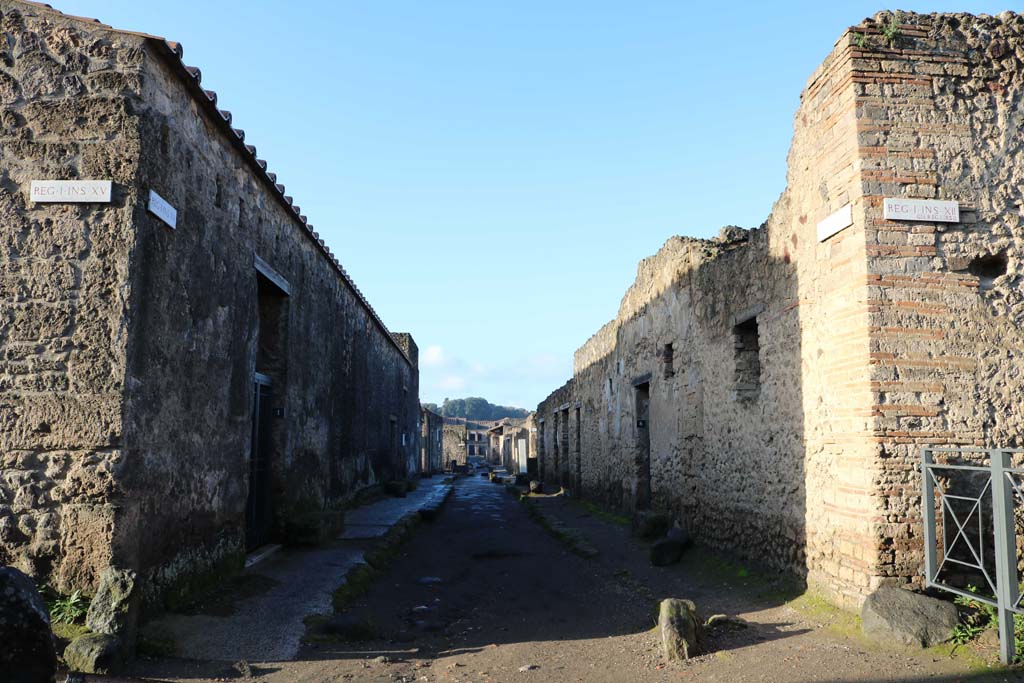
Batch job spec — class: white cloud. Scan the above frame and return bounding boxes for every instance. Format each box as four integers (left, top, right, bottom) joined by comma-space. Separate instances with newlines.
438, 374, 466, 391
421, 345, 446, 367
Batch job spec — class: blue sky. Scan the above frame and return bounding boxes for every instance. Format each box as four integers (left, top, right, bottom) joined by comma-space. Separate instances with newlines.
63, 1, 1008, 409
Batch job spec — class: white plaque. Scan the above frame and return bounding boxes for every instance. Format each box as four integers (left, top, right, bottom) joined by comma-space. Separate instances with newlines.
816, 203, 852, 242
883, 198, 959, 223
148, 189, 177, 229
30, 179, 111, 203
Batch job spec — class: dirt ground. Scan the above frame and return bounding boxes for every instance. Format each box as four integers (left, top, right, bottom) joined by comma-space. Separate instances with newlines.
126, 475, 1024, 683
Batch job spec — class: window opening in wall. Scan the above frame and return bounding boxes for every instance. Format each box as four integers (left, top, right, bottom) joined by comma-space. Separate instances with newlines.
967, 252, 1008, 289
662, 343, 675, 379
732, 316, 761, 402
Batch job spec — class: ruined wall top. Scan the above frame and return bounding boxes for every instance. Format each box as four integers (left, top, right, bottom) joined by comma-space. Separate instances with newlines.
573, 229, 751, 375
570, 9, 1024, 379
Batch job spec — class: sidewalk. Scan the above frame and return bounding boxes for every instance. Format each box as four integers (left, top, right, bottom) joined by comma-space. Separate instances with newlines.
141, 477, 453, 664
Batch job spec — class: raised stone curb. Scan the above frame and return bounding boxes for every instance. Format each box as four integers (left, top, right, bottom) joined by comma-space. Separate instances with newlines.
522, 499, 599, 559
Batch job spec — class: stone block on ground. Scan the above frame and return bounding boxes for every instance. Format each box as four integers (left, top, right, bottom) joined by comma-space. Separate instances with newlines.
633, 510, 671, 539
64, 633, 123, 675
85, 567, 139, 638
650, 536, 688, 566
860, 585, 958, 648
0, 566, 56, 683
659, 598, 704, 661
528, 480, 542, 494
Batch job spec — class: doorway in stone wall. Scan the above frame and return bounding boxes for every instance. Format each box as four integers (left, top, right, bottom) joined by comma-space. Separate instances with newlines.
247, 266, 289, 551
634, 381, 651, 509
552, 412, 560, 487
574, 406, 582, 494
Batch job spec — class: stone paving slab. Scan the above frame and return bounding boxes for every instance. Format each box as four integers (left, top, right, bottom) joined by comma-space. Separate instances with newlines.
340, 480, 452, 539
145, 477, 452, 664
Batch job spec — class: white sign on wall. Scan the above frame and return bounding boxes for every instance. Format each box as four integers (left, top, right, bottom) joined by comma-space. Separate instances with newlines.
816, 203, 853, 242
883, 198, 959, 223
148, 189, 177, 229
30, 180, 111, 203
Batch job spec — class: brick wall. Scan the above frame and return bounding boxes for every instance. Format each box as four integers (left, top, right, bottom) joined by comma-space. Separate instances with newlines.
535, 11, 1024, 608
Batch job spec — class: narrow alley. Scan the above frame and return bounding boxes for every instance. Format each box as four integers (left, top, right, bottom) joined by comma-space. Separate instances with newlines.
6, 4, 1024, 682
127, 474, 1014, 683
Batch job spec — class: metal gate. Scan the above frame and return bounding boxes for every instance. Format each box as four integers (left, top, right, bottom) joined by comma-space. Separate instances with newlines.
922, 447, 1024, 663
246, 376, 275, 551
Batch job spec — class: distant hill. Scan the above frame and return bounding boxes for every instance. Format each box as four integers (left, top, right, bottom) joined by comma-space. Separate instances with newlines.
423, 397, 529, 421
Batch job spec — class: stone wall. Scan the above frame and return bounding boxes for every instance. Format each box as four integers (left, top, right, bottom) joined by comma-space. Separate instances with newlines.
0, 0, 421, 607
0, 1, 146, 592
442, 421, 467, 467
535, 11, 1024, 608
421, 407, 443, 473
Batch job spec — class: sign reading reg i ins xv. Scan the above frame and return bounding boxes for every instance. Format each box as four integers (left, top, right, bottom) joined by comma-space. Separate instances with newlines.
30, 180, 111, 203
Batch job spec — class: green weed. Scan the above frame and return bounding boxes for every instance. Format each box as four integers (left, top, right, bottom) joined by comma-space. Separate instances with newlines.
42, 586, 88, 625
881, 11, 903, 46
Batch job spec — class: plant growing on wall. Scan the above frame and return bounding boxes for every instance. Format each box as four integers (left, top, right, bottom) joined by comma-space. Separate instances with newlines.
881, 11, 903, 47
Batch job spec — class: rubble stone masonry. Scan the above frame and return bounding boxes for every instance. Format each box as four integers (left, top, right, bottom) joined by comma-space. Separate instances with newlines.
537, 11, 1024, 608
0, 0, 420, 609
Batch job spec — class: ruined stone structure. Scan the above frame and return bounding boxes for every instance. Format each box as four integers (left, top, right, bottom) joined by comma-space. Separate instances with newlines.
537, 11, 1024, 608
0, 0, 420, 608
420, 406, 443, 473
488, 416, 534, 475
442, 419, 468, 468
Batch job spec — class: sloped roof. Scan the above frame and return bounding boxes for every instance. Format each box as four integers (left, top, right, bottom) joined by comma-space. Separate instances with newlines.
14, 0, 411, 365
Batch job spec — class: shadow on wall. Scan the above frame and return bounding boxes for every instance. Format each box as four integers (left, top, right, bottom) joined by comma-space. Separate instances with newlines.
536, 230, 810, 588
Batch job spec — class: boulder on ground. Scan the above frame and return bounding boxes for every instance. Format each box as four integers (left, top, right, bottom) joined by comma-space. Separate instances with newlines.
0, 566, 56, 683
528, 480, 542, 494
659, 598, 704, 661
86, 567, 139, 638
861, 585, 958, 648
633, 511, 670, 539
650, 536, 688, 566
64, 633, 123, 675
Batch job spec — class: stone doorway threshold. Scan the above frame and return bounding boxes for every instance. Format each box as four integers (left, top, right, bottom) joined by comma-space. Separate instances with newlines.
243, 543, 282, 569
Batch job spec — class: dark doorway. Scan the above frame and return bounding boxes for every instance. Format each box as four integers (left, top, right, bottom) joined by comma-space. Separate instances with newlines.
573, 407, 582, 494
246, 377, 274, 550
552, 412, 560, 486
634, 382, 651, 509
247, 268, 289, 551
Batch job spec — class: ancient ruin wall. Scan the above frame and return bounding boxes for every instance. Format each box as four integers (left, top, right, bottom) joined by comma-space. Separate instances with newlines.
0, 2, 147, 591
442, 422, 467, 466
117, 39, 420, 606
539, 17, 880, 606
850, 12, 1024, 584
